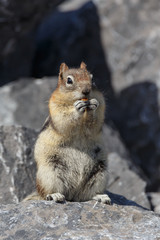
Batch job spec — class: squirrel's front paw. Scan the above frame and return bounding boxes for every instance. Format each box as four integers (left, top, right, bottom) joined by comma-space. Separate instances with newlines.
88, 99, 99, 110
74, 99, 99, 112
46, 193, 65, 203
93, 194, 111, 204
74, 100, 88, 113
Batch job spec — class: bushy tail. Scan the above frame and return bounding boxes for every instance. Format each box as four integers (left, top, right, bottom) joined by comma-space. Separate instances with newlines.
22, 191, 44, 201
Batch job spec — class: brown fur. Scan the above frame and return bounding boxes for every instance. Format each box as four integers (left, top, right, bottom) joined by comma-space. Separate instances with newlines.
23, 62, 111, 204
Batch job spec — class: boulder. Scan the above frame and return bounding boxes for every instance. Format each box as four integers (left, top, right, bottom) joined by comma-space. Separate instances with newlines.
110, 82, 160, 192
95, 0, 160, 94
103, 126, 150, 209
0, 125, 150, 209
0, 0, 64, 85
0, 200, 160, 240
0, 126, 37, 203
0, 77, 57, 129
107, 153, 150, 209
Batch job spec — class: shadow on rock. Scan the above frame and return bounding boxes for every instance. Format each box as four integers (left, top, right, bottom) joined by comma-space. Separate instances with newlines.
106, 191, 149, 210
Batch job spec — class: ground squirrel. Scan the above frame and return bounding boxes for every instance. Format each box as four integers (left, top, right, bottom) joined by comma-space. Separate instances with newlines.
24, 62, 111, 204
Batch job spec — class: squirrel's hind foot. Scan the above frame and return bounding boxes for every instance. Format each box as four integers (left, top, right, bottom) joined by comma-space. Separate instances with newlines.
93, 194, 111, 205
46, 193, 65, 203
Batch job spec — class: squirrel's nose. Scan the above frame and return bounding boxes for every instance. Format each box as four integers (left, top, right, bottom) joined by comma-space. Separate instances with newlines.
82, 88, 90, 96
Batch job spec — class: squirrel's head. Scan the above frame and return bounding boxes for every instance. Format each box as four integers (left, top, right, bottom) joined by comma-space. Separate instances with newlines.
57, 62, 93, 102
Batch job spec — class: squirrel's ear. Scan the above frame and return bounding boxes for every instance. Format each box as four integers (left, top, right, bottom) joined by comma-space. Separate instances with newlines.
59, 63, 69, 80
59, 63, 69, 74
80, 62, 87, 69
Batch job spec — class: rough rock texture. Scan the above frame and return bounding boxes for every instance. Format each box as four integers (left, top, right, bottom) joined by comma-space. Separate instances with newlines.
107, 153, 150, 209
0, 125, 150, 209
0, 0, 64, 85
0, 77, 57, 129
0, 201, 160, 240
103, 127, 150, 209
0, 126, 37, 203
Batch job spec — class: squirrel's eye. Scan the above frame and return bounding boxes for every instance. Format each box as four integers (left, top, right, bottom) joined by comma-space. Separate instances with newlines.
67, 76, 74, 85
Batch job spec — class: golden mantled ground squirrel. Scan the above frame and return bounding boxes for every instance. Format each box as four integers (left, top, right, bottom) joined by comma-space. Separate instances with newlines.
24, 62, 111, 204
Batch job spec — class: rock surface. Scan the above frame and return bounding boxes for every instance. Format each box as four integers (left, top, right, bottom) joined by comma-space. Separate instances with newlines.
107, 153, 150, 209
0, 125, 150, 209
0, 201, 160, 240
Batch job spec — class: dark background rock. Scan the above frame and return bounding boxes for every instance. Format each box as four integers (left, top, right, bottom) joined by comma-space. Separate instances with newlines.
0, 0, 64, 86
0, 201, 160, 240
110, 82, 160, 192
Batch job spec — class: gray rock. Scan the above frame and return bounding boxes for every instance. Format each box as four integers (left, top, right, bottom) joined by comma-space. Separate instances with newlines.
0, 201, 160, 240
95, 0, 160, 94
0, 125, 150, 209
103, 126, 128, 159
107, 153, 150, 209
0, 126, 37, 203
103, 126, 150, 209
0, 77, 57, 129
